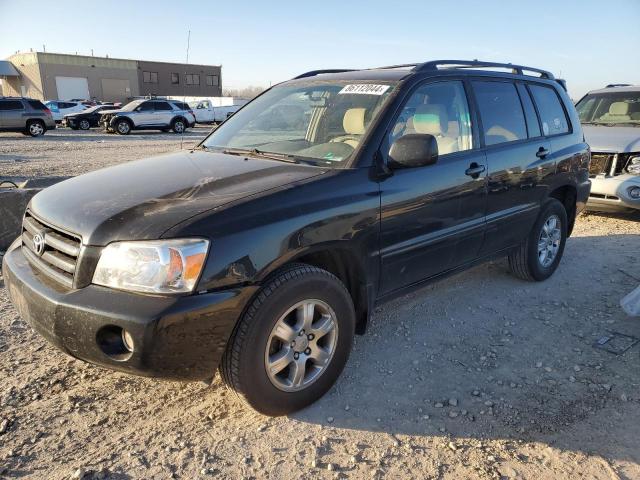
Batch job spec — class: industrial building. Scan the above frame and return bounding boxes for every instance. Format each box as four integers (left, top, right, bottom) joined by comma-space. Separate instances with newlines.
0, 51, 222, 103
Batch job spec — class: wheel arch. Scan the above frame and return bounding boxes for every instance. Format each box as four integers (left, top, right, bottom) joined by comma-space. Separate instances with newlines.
548, 184, 577, 236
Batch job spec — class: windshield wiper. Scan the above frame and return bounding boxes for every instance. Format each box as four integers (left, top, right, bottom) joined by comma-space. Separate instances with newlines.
222, 147, 300, 163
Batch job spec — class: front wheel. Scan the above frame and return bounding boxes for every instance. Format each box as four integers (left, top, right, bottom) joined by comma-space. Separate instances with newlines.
508, 199, 568, 281
114, 119, 131, 135
220, 264, 355, 416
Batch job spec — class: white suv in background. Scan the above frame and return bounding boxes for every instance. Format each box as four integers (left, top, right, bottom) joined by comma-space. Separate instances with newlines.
100, 99, 196, 135
577, 85, 640, 212
44, 100, 88, 123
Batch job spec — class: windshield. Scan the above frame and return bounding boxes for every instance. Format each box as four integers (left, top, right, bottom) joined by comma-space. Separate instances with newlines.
576, 90, 640, 125
202, 81, 397, 166
119, 100, 144, 112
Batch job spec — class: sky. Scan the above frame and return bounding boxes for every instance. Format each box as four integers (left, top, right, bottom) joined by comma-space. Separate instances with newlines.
1, 0, 639, 99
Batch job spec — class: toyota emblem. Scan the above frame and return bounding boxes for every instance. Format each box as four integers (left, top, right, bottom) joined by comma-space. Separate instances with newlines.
32, 233, 45, 256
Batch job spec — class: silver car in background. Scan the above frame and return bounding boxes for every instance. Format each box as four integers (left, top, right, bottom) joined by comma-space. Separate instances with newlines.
577, 85, 640, 212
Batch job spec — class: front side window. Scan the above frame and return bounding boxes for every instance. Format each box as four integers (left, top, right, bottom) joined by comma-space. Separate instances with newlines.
473, 81, 527, 146
575, 90, 640, 125
529, 84, 569, 135
45, 102, 59, 112
0, 100, 25, 110
202, 81, 397, 166
389, 80, 473, 155
137, 102, 154, 112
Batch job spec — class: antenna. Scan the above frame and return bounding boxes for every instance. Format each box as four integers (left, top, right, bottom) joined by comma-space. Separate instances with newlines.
181, 29, 191, 151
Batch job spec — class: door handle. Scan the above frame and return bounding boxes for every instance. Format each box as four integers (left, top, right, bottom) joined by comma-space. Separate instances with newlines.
536, 147, 550, 159
465, 163, 486, 178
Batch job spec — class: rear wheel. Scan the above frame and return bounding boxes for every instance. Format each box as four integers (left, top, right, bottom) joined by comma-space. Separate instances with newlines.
220, 264, 355, 416
79, 119, 91, 130
508, 199, 568, 281
26, 120, 45, 137
114, 119, 131, 135
171, 118, 186, 134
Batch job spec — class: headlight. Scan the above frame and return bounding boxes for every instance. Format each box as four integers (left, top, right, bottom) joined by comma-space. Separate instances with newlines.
627, 155, 640, 175
92, 239, 209, 294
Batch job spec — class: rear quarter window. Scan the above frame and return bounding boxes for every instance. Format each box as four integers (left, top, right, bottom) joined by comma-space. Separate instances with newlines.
472, 81, 528, 146
27, 100, 47, 110
528, 84, 569, 135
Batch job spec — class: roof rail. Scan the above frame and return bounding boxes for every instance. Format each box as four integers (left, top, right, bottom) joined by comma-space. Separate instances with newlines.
605, 83, 632, 88
293, 69, 355, 80
414, 60, 555, 79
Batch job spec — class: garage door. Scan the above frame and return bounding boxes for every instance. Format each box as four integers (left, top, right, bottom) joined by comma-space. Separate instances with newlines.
55, 76, 90, 101
101, 78, 131, 103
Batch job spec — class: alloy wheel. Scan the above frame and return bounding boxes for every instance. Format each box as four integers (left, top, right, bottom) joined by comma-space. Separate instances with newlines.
264, 299, 338, 392
537, 214, 561, 268
29, 122, 44, 136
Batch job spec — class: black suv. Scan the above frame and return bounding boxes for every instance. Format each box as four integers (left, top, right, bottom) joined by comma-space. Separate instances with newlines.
3, 60, 590, 415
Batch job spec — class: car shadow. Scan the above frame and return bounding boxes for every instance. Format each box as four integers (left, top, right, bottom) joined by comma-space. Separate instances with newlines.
293, 232, 640, 466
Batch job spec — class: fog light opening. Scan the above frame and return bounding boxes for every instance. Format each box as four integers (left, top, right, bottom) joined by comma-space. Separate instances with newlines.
96, 325, 134, 361
628, 186, 640, 199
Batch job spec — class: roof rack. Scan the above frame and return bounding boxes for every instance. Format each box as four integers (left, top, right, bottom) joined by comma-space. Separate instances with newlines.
605, 83, 632, 88
293, 69, 355, 80
413, 60, 555, 79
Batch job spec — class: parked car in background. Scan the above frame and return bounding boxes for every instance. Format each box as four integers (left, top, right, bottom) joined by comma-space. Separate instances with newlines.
3, 60, 590, 415
99, 99, 196, 135
0, 97, 56, 136
577, 84, 640, 212
44, 101, 88, 123
62, 104, 121, 130
188, 99, 242, 124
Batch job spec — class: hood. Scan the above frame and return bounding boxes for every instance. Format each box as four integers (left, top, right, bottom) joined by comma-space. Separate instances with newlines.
30, 151, 326, 245
582, 125, 640, 153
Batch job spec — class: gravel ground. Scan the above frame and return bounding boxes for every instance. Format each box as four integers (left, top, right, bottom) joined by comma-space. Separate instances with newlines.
1, 130, 640, 479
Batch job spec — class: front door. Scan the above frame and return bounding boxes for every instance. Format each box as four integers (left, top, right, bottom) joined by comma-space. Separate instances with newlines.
379, 80, 487, 295
135, 101, 156, 125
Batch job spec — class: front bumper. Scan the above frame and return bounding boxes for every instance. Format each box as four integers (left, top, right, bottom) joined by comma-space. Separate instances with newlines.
2, 242, 257, 381
587, 174, 640, 212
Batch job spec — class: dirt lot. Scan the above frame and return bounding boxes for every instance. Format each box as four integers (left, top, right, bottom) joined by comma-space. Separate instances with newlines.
1, 129, 640, 480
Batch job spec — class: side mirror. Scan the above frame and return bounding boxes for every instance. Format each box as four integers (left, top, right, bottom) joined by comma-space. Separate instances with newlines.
388, 134, 438, 169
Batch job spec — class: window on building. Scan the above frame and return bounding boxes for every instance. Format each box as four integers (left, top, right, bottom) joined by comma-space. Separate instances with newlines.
143, 71, 158, 84
171, 73, 180, 84
185, 74, 200, 86
472, 81, 527, 146
206, 75, 219, 86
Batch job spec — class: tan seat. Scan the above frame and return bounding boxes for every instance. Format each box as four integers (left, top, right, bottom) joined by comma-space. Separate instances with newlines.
409, 104, 458, 154
600, 102, 631, 122
331, 108, 366, 148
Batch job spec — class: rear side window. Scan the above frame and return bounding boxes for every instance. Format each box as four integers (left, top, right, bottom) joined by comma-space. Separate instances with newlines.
472, 81, 527, 146
0, 100, 24, 110
154, 102, 173, 111
27, 100, 47, 110
516, 84, 541, 138
528, 84, 569, 135
171, 102, 189, 110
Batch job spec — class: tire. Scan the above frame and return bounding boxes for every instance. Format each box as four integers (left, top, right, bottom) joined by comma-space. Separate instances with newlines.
508, 199, 568, 281
171, 118, 186, 134
114, 119, 131, 135
79, 119, 91, 130
26, 120, 45, 137
220, 263, 355, 416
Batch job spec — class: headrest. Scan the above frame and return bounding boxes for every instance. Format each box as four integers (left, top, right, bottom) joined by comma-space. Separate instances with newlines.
609, 102, 629, 115
412, 104, 448, 136
343, 108, 366, 135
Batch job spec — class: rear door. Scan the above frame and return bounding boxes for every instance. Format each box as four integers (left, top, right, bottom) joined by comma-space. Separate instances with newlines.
470, 79, 553, 256
379, 79, 487, 295
152, 101, 174, 125
0, 99, 26, 128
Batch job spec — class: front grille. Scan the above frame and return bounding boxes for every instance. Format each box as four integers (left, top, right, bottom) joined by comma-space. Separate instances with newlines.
21, 212, 81, 288
589, 153, 614, 177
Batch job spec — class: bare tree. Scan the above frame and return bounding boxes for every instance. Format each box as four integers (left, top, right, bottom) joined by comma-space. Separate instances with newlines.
222, 86, 266, 99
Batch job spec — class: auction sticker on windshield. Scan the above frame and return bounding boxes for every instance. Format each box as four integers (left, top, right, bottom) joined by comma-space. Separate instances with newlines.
339, 84, 390, 95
